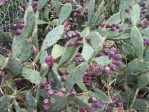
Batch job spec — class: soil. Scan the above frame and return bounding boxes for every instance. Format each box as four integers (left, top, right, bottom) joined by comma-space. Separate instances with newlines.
0, 39, 11, 57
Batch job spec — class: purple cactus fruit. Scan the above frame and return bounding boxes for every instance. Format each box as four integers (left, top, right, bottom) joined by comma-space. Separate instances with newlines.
61, 75, 66, 82
96, 65, 104, 72
48, 89, 54, 96
110, 27, 115, 31
87, 64, 95, 75
47, 84, 52, 90
12, 24, 18, 31
140, 2, 146, 7
69, 89, 76, 96
75, 30, 80, 36
21, 3, 27, 11
72, 32, 77, 38
109, 63, 117, 71
75, 7, 81, 13
124, 18, 130, 23
20, 18, 24, 24
88, 96, 97, 103
115, 24, 120, 29
64, 20, 70, 26
43, 104, 50, 111
73, 12, 78, 16
74, 41, 82, 46
111, 24, 116, 28
103, 44, 108, 48
137, 23, 143, 27
63, 63, 68, 67
112, 60, 122, 66
125, 8, 130, 13
110, 102, 116, 107
113, 54, 122, 60
144, 39, 149, 44
105, 108, 113, 112
75, 52, 81, 57
33, 1, 38, 8
104, 66, 111, 74
84, 82, 92, 87
65, 27, 70, 32
143, 19, 149, 27
48, 26, 53, 31
40, 79, 47, 86
141, 9, 147, 14
85, 108, 94, 112
106, 24, 111, 28
103, 48, 110, 53
78, 57, 85, 62
45, 55, 55, 68
119, 29, 123, 33
43, 99, 49, 104
96, 52, 105, 57
91, 75, 97, 80
83, 76, 92, 82
61, 35, 67, 39
92, 100, 102, 109
15, 30, 21, 35
1, 0, 7, 5
64, 70, 70, 75
115, 99, 123, 107
77, 36, 82, 41
49, 79, 56, 85
19, 23, 24, 29
33, 6, 37, 12
62, 0, 67, 4
67, 34, 73, 39
141, 7, 147, 10
65, 25, 71, 32
108, 47, 116, 55
32, 45, 38, 54
79, 108, 87, 112
69, 18, 74, 22
56, 91, 64, 97
60, 87, 66, 94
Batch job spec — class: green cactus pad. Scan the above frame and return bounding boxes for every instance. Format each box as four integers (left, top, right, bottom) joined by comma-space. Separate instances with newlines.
12, 6, 35, 58
59, 39, 77, 65
50, 96, 68, 111
26, 92, 36, 110
69, 96, 91, 108
19, 39, 33, 62
7, 58, 22, 76
41, 25, 64, 50
59, 3, 72, 24
81, 43, 94, 62
64, 62, 88, 90
0, 54, 7, 68
51, 44, 64, 59
130, 26, 144, 59
22, 67, 41, 84
0, 95, 10, 111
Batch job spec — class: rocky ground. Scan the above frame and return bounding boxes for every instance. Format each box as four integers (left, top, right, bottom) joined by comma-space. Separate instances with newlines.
0, 39, 11, 57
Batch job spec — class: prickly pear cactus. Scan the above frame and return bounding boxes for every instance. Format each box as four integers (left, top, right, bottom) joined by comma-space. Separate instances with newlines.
0, 0, 149, 112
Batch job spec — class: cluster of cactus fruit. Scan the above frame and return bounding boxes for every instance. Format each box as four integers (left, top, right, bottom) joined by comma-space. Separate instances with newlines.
0, 0, 149, 112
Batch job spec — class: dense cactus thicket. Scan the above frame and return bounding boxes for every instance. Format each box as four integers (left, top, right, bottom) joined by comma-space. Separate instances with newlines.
0, 0, 149, 112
